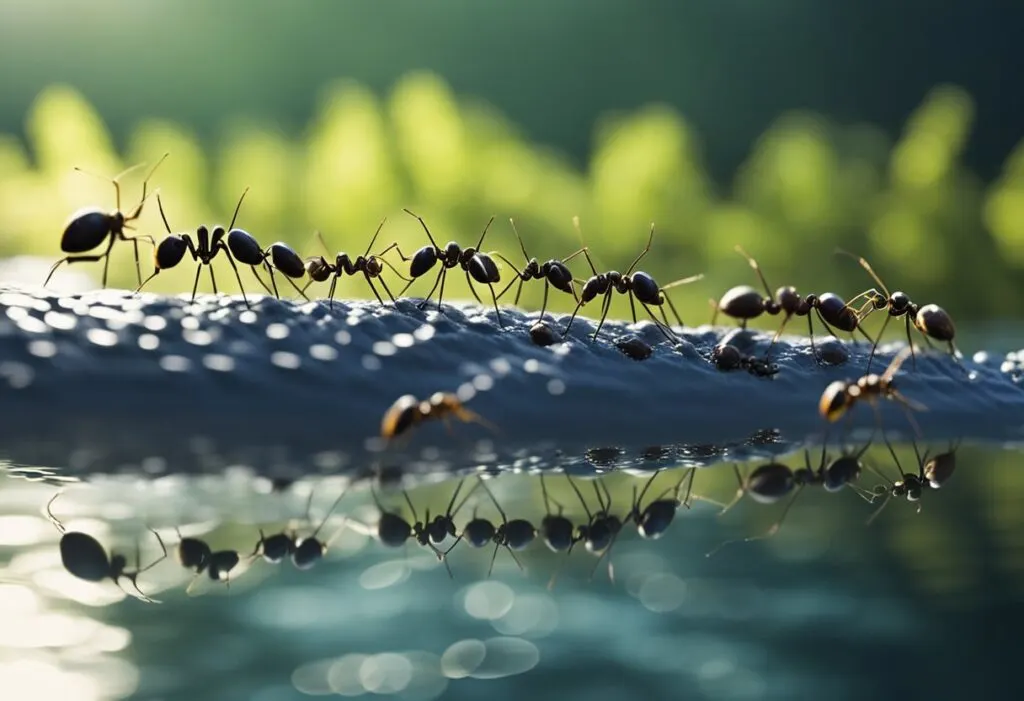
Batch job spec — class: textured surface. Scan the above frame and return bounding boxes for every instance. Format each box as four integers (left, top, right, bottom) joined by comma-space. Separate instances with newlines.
1, 284, 1022, 480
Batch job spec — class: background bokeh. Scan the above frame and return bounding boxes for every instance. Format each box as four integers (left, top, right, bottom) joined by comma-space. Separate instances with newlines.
2, 2, 1024, 700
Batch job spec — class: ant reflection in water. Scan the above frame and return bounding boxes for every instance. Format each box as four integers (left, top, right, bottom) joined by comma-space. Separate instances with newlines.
45, 492, 167, 603
445, 476, 536, 578
249, 482, 350, 571
174, 528, 243, 595
707, 437, 873, 557
866, 436, 961, 525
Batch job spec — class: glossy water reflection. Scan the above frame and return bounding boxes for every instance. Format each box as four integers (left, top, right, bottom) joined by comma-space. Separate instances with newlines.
2, 441, 1023, 700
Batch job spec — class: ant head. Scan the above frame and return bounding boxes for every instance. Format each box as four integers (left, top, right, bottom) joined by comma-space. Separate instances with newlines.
793, 467, 816, 486
444, 241, 461, 261
712, 344, 743, 371
869, 290, 888, 310
365, 257, 382, 276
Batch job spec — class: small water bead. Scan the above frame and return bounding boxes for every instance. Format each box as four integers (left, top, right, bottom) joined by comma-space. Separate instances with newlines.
85, 328, 119, 347
15, 315, 48, 334
361, 355, 381, 371
27, 340, 57, 358
159, 355, 191, 372
138, 334, 160, 351
202, 354, 235, 372
43, 311, 77, 331
266, 323, 289, 340
372, 341, 397, 357
270, 351, 301, 370
392, 333, 415, 348
309, 344, 338, 361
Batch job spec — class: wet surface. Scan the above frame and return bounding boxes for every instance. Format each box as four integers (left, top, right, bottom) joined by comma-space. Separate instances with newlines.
1, 285, 1022, 482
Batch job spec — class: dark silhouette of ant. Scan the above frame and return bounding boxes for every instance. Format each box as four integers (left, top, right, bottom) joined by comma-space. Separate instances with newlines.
865, 436, 961, 524
302, 220, 410, 308
626, 468, 699, 540
819, 346, 926, 436
562, 223, 703, 342
538, 474, 579, 554
707, 438, 874, 556
249, 484, 350, 571
371, 485, 457, 577
45, 492, 167, 603
492, 218, 586, 321
445, 477, 536, 578
380, 392, 497, 442
172, 528, 242, 594
45, 153, 168, 290
136, 190, 275, 308
711, 343, 780, 378
836, 249, 962, 372
712, 246, 875, 363
565, 475, 624, 582
397, 210, 506, 326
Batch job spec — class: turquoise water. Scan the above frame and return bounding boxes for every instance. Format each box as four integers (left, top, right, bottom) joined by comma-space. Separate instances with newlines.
2, 441, 1022, 701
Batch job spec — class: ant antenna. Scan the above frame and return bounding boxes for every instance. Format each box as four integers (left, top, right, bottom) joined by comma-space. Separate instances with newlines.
228, 187, 250, 231
734, 245, 773, 298
364, 217, 388, 257
403, 208, 440, 249
624, 223, 655, 276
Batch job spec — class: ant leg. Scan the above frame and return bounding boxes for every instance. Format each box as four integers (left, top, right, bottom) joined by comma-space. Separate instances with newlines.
376, 275, 399, 306
865, 313, 891, 374
902, 315, 919, 371
208, 261, 218, 296
591, 290, 614, 342
284, 276, 310, 302
132, 239, 142, 288
417, 267, 444, 311
264, 262, 281, 300
717, 464, 748, 517
100, 237, 116, 289
464, 270, 484, 305
44, 490, 66, 533
627, 290, 639, 325
706, 486, 804, 558
363, 274, 385, 306
709, 298, 722, 326
487, 283, 503, 328
221, 250, 250, 309
537, 282, 549, 320
664, 293, 685, 327
135, 269, 160, 293
250, 267, 275, 297
327, 276, 339, 309
190, 264, 202, 303
640, 300, 677, 343
436, 268, 448, 312
562, 296, 588, 337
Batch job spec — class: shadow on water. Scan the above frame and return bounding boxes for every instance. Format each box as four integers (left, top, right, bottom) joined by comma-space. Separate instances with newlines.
2, 438, 1024, 701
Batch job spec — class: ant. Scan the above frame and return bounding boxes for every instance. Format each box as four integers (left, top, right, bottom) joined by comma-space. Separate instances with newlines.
397, 210, 506, 326
371, 484, 455, 577
380, 392, 496, 442
566, 475, 624, 582
250, 483, 350, 570
538, 474, 579, 554
445, 477, 536, 578
837, 249, 961, 372
45, 492, 167, 603
866, 436, 960, 524
711, 343, 780, 378
819, 346, 926, 436
45, 153, 168, 290
563, 223, 703, 343
302, 219, 410, 308
492, 218, 586, 321
707, 439, 872, 556
627, 468, 698, 540
173, 528, 242, 595
137, 190, 275, 308
712, 246, 875, 362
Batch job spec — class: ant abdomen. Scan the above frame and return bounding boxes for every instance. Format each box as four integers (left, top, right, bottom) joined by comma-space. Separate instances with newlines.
267, 243, 305, 278
916, 304, 955, 341
378, 512, 412, 547
541, 515, 575, 552
638, 501, 676, 539
409, 247, 437, 278
291, 538, 324, 570
62, 210, 114, 253
154, 236, 188, 270
304, 256, 333, 282
630, 271, 660, 303
824, 456, 862, 492
504, 519, 537, 550
227, 229, 265, 267
718, 285, 766, 320
816, 293, 858, 332
745, 463, 795, 503
463, 519, 495, 547
469, 255, 500, 285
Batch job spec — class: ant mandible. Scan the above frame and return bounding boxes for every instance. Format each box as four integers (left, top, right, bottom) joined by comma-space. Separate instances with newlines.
562, 222, 703, 343
397, 210, 506, 326
492, 218, 587, 322
137, 189, 273, 308
818, 345, 927, 437
837, 249, 961, 372
302, 219, 411, 308
45, 153, 169, 290
45, 492, 168, 603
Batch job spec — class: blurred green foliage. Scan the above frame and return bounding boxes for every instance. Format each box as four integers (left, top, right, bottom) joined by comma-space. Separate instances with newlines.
2, 73, 1024, 341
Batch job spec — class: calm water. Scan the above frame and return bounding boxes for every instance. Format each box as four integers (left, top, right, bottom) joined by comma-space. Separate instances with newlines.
2, 440, 1023, 701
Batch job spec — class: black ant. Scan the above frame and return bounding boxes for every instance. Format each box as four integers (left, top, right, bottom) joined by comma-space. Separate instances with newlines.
492, 218, 586, 321
45, 153, 168, 290
837, 249, 961, 372
380, 392, 496, 442
137, 190, 274, 308
371, 485, 455, 577
445, 477, 536, 578
627, 468, 698, 540
45, 492, 167, 603
566, 475, 624, 582
397, 210, 505, 326
173, 528, 242, 595
819, 346, 926, 435
711, 343, 780, 378
562, 223, 703, 343
712, 246, 875, 362
866, 436, 960, 524
302, 219, 410, 308
250, 484, 350, 571
538, 474, 579, 553
707, 438, 873, 556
